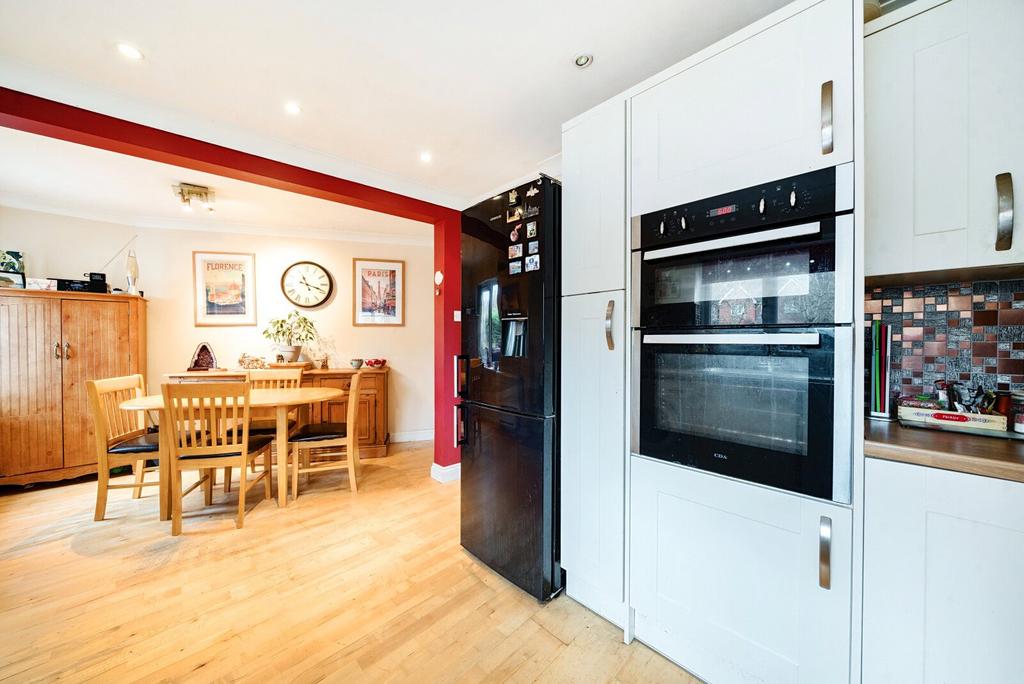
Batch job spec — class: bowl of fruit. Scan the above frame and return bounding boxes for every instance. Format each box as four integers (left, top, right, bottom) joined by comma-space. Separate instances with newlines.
365, 358, 388, 368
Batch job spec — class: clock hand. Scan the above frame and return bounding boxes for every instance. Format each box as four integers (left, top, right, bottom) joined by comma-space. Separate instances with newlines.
300, 277, 326, 293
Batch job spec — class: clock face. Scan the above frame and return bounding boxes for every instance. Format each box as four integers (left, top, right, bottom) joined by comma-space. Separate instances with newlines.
281, 261, 333, 308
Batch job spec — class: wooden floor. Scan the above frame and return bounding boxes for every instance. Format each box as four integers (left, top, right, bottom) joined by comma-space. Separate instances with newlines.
0, 442, 695, 683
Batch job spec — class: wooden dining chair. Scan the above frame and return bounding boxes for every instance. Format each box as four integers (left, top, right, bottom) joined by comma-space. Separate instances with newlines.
221, 368, 304, 492
161, 382, 273, 535
87, 374, 161, 521
290, 371, 362, 497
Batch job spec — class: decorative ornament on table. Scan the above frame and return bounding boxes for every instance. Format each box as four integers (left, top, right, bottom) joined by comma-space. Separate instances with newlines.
125, 249, 140, 295
238, 353, 268, 370
365, 358, 387, 368
188, 342, 218, 371
262, 310, 319, 363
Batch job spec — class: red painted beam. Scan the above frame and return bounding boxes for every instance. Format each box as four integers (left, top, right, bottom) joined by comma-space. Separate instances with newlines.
0, 87, 447, 224
0, 86, 463, 468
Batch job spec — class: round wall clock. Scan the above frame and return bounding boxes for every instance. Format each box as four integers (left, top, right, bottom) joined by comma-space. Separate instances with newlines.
281, 260, 334, 308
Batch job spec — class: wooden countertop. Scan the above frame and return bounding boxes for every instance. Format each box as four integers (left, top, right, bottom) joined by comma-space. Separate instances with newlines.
165, 367, 388, 379
865, 419, 1024, 483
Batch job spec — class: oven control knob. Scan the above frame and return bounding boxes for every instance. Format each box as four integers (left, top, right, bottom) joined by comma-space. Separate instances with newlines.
758, 197, 766, 215
680, 216, 687, 231
659, 220, 665, 235
789, 190, 797, 208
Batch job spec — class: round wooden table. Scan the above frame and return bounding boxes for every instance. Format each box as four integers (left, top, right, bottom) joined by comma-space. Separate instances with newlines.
121, 387, 343, 519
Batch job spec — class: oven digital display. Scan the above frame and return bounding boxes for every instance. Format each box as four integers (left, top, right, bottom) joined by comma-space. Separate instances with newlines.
706, 203, 739, 219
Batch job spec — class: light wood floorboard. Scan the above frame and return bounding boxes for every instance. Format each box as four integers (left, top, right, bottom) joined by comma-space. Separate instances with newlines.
0, 442, 696, 683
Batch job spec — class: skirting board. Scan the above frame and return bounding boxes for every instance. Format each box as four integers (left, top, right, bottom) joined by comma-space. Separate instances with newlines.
391, 430, 434, 443
430, 462, 461, 483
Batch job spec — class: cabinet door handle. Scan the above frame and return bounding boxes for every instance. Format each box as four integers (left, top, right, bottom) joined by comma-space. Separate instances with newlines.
63, 342, 71, 360
996, 172, 1014, 251
820, 80, 834, 155
53, 341, 61, 359
818, 515, 832, 590
604, 299, 615, 351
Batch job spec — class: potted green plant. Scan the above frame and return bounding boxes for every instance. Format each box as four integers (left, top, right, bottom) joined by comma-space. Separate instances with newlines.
262, 310, 318, 362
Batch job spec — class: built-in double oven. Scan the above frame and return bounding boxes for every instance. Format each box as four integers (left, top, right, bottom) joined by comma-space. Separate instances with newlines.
631, 163, 854, 503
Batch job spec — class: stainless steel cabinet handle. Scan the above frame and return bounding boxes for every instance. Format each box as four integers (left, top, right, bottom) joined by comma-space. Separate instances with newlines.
604, 300, 615, 351
452, 354, 459, 399
819, 515, 832, 590
996, 172, 1014, 251
821, 80, 834, 155
63, 341, 70, 360
53, 341, 61, 359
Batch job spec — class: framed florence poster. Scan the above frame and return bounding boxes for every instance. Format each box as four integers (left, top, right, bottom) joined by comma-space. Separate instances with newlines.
193, 251, 257, 326
353, 258, 404, 326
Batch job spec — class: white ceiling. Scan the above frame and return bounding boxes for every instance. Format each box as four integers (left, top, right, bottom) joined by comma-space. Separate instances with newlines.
0, 126, 432, 243
0, 0, 789, 208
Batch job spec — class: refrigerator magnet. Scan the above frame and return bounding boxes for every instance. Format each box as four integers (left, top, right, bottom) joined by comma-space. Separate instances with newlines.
506, 207, 524, 223
508, 189, 520, 206
508, 244, 523, 258
524, 255, 540, 272
510, 226, 520, 242
526, 185, 539, 197
525, 205, 539, 218
526, 221, 537, 238
528, 240, 539, 255
509, 260, 523, 275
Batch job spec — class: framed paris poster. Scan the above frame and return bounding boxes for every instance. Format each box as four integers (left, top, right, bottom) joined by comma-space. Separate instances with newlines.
193, 251, 257, 326
353, 258, 404, 326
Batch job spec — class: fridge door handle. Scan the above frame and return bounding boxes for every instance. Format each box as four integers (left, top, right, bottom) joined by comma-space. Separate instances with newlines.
644, 332, 821, 346
454, 354, 469, 399
604, 299, 615, 351
453, 404, 466, 448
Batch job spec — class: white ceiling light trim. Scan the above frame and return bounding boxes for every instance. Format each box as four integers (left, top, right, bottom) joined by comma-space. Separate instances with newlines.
116, 42, 143, 61
283, 100, 302, 116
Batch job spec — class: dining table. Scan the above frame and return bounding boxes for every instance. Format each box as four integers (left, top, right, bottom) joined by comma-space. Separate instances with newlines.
120, 386, 344, 520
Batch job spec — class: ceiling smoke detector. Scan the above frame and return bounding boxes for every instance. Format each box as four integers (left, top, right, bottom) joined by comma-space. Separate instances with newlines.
574, 54, 593, 69
173, 183, 215, 213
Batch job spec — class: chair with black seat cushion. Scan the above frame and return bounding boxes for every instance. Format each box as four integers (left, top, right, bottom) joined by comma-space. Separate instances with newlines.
161, 382, 272, 535
220, 368, 303, 493
87, 374, 161, 521
290, 371, 362, 497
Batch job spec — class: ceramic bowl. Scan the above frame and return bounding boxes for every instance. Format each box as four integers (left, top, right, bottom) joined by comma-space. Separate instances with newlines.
350, 358, 364, 369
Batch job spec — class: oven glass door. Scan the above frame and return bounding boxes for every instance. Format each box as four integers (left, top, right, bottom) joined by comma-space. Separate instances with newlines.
637, 327, 838, 500
638, 216, 851, 330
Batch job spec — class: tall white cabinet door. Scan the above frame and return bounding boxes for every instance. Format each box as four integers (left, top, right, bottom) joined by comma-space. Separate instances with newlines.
630, 457, 852, 684
630, 0, 853, 216
561, 99, 626, 296
863, 458, 1024, 683
560, 291, 625, 626
865, 0, 970, 275
966, 0, 1024, 266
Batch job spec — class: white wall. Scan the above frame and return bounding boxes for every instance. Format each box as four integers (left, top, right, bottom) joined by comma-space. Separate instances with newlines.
0, 205, 434, 441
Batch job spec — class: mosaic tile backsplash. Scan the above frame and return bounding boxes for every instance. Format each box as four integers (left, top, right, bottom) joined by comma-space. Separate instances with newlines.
865, 279, 1024, 402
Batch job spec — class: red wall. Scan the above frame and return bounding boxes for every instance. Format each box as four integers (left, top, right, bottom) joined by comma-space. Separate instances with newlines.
0, 87, 462, 467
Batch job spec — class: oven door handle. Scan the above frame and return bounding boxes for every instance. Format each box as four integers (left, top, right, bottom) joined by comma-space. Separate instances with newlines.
643, 332, 821, 346
642, 221, 821, 261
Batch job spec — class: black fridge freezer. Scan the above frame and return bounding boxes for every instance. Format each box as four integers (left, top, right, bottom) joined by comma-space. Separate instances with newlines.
458, 176, 562, 602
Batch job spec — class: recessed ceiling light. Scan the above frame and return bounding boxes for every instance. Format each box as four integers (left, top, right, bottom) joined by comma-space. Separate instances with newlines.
419, 151, 433, 164
284, 101, 302, 115
574, 54, 593, 69
117, 43, 144, 61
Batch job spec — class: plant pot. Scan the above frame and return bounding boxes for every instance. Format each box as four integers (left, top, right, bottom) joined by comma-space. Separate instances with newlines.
276, 345, 303, 363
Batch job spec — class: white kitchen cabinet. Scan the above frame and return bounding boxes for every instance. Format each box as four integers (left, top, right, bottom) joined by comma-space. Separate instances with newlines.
561, 99, 626, 296
863, 458, 1024, 683
630, 457, 852, 684
630, 0, 853, 217
865, 0, 1024, 275
560, 290, 626, 627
